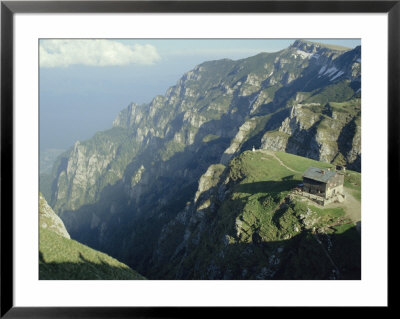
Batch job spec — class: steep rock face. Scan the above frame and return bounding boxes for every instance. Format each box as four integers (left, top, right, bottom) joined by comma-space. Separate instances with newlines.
220, 118, 259, 164
153, 164, 228, 270
261, 99, 361, 170
112, 103, 146, 129
51, 130, 132, 213
39, 193, 70, 239
47, 40, 362, 278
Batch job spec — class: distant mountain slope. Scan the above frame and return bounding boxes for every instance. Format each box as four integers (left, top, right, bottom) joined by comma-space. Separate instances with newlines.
39, 194, 145, 280
40, 148, 65, 174
44, 40, 361, 279
40, 148, 65, 203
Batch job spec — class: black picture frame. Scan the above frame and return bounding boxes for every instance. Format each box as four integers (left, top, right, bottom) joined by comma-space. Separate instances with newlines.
1, 0, 396, 317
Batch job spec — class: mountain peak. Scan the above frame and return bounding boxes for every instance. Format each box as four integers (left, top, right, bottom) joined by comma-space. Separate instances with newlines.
291, 40, 325, 54
291, 39, 350, 52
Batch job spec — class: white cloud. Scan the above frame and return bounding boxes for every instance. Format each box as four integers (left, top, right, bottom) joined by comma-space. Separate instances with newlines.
40, 40, 160, 67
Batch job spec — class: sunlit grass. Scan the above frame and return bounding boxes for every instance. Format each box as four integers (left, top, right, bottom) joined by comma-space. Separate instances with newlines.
39, 227, 145, 280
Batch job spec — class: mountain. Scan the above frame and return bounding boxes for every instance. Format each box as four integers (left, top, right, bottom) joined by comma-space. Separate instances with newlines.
44, 40, 361, 279
39, 193, 145, 280
40, 149, 66, 202
40, 148, 66, 174
153, 150, 361, 279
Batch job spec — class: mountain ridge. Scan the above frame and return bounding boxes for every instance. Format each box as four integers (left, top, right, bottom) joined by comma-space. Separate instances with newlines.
43, 40, 361, 279
291, 39, 352, 52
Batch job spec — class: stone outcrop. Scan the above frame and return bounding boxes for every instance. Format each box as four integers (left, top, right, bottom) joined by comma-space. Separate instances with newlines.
261, 101, 361, 171
39, 193, 70, 239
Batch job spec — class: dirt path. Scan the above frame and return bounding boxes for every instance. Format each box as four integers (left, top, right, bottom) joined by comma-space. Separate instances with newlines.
328, 187, 361, 233
259, 150, 301, 173
330, 187, 361, 222
297, 188, 361, 233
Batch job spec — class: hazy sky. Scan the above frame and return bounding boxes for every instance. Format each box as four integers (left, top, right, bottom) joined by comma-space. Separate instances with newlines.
40, 39, 360, 151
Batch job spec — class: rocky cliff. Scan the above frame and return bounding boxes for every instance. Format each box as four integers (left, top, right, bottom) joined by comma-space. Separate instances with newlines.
261, 98, 361, 170
39, 192, 70, 239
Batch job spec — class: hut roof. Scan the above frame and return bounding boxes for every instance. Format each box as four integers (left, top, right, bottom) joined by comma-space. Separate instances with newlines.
303, 167, 336, 183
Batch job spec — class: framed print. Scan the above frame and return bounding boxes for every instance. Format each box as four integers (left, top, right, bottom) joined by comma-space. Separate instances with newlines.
1, 0, 396, 316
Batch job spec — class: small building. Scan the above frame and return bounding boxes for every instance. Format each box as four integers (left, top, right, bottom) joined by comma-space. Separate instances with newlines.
301, 167, 344, 204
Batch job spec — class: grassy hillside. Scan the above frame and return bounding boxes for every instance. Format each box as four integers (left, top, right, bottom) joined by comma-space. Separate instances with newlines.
226, 150, 361, 243
164, 150, 361, 280
39, 227, 145, 280
39, 193, 145, 280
